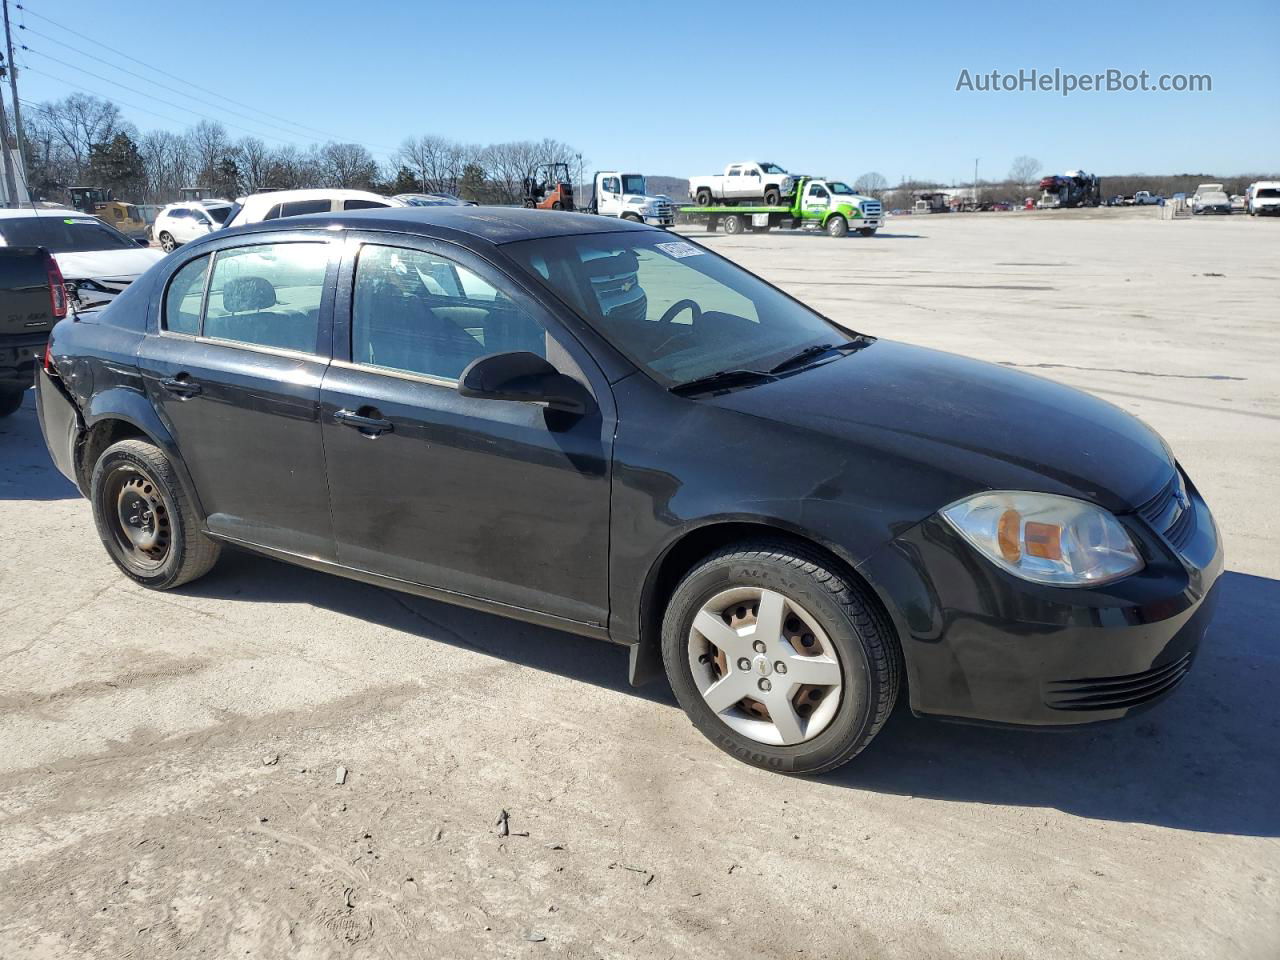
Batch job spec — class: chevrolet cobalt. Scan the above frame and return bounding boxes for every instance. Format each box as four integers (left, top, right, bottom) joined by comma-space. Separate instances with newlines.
37, 208, 1222, 774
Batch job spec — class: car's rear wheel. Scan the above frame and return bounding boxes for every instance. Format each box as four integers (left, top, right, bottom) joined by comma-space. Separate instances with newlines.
722, 213, 746, 235
0, 387, 25, 418
158, 231, 177, 252
661, 541, 900, 774
90, 438, 220, 589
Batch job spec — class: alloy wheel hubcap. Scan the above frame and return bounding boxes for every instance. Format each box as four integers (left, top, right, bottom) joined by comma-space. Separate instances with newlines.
687, 587, 842, 746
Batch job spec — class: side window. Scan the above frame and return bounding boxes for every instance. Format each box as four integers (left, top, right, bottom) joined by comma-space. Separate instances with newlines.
728, 167, 741, 177
202, 243, 328, 353
279, 199, 333, 218
602, 177, 619, 194
169, 208, 189, 220
163, 255, 210, 335
352, 244, 547, 381
262, 204, 283, 221
343, 199, 390, 210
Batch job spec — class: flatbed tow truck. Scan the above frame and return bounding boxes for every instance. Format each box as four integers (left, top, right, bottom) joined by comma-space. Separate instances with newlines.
679, 177, 883, 237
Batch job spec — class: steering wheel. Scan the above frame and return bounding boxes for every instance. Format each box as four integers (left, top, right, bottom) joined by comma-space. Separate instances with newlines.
658, 298, 702, 326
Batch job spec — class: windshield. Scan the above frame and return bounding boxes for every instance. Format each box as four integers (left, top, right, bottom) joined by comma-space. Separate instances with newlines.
758, 163, 786, 175
0, 215, 137, 252
828, 182, 856, 195
503, 232, 857, 387
205, 205, 233, 224
621, 174, 646, 195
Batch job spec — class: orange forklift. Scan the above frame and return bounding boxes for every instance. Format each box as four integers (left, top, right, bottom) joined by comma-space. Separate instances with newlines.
522, 162, 575, 211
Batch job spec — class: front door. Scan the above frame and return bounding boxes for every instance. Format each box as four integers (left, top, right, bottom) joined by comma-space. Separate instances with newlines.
138, 238, 338, 559
318, 237, 614, 627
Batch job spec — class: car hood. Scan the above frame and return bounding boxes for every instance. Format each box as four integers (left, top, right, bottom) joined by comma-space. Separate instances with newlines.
53, 247, 164, 281
711, 339, 1173, 513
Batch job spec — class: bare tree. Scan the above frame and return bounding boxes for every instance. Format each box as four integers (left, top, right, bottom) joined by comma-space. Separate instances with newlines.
188, 120, 231, 186
235, 137, 273, 194
853, 171, 888, 195
1008, 155, 1042, 186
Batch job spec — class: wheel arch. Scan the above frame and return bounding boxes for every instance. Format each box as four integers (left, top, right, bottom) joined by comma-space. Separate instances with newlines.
628, 519, 902, 688
78, 391, 206, 522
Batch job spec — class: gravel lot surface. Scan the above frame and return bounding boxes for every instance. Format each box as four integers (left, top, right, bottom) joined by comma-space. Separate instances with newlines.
2, 206, 1277, 959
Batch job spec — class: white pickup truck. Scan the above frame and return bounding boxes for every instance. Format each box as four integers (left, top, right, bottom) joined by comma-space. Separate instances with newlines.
688, 162, 796, 207
587, 172, 674, 226
1132, 190, 1160, 205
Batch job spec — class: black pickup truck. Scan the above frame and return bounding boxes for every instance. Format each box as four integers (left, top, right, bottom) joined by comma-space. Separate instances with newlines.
0, 246, 64, 418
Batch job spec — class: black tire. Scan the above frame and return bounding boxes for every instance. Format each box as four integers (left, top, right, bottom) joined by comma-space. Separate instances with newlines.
661, 540, 900, 775
695, 189, 713, 207
158, 231, 177, 253
723, 214, 746, 235
90, 438, 220, 589
0, 387, 26, 418
826, 215, 849, 238
856, 227, 876, 237
763, 187, 781, 206
621, 212, 642, 222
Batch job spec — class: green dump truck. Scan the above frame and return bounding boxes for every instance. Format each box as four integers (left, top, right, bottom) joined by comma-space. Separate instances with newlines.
679, 177, 884, 237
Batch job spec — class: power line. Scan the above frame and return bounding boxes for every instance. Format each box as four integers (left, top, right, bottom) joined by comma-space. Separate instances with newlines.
18, 24, 336, 147
15, 3, 399, 152
20, 82, 203, 131
22, 47, 324, 148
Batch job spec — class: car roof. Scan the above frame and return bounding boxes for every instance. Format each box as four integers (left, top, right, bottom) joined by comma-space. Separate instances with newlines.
229, 205, 653, 246
0, 206, 82, 219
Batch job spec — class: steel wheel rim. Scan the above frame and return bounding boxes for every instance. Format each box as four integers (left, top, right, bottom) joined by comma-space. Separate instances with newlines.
687, 587, 843, 746
104, 465, 172, 570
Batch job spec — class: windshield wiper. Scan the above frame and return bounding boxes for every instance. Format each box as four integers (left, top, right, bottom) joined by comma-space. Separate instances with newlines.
669, 368, 778, 397
767, 339, 870, 375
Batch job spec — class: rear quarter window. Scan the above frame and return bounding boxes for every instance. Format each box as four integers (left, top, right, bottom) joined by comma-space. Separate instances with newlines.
163, 255, 210, 335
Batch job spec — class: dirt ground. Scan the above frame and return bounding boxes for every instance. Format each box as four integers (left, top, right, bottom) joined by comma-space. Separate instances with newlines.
1, 207, 1277, 959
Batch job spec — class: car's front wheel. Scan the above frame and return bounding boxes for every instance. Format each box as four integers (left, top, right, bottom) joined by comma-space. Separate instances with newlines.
90, 438, 220, 589
662, 541, 900, 774
826, 215, 849, 238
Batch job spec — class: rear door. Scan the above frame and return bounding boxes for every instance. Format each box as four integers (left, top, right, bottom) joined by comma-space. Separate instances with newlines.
318, 234, 614, 626
137, 235, 339, 559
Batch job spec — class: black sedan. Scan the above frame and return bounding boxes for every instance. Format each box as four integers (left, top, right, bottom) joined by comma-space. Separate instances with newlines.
36, 207, 1222, 774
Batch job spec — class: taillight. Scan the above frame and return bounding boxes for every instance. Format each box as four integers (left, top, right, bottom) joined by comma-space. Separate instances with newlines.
43, 340, 54, 373
45, 252, 68, 319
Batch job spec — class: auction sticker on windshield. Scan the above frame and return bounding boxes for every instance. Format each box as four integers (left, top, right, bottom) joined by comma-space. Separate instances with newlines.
655, 240, 704, 259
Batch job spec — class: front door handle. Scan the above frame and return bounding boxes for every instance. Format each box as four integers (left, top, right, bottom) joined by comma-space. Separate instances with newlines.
334, 408, 394, 436
160, 376, 202, 399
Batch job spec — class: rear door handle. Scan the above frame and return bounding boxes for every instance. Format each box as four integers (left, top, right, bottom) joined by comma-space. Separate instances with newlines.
334, 408, 394, 436
160, 376, 202, 398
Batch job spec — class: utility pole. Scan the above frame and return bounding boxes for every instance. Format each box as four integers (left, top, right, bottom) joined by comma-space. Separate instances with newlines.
0, 56, 16, 207
3, 0, 26, 205
974, 157, 979, 203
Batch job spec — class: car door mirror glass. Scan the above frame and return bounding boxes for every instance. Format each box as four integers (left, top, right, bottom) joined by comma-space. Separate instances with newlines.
457, 351, 589, 415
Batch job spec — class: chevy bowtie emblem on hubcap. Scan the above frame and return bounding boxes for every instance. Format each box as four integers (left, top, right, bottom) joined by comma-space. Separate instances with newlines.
753, 655, 773, 677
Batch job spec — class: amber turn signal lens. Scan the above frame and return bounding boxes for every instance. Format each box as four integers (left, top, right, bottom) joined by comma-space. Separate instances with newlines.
1025, 521, 1063, 560
997, 509, 1021, 562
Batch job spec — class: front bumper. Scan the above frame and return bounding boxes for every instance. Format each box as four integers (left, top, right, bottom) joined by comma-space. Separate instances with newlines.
0, 333, 49, 388
859, 473, 1222, 726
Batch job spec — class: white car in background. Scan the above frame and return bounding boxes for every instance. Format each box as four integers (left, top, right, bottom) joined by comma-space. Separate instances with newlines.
1247, 181, 1280, 216
151, 200, 235, 252
223, 189, 405, 228
0, 208, 163, 310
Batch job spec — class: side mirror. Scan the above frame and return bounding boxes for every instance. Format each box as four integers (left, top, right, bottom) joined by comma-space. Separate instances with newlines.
458, 351, 590, 415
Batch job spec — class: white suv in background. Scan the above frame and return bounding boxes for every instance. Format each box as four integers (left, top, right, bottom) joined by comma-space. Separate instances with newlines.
222, 189, 405, 228
152, 200, 235, 251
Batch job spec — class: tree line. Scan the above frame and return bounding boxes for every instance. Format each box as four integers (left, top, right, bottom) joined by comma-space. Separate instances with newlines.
19, 92, 585, 205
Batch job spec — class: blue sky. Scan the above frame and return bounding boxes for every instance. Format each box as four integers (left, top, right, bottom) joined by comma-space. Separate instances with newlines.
13, 0, 1279, 183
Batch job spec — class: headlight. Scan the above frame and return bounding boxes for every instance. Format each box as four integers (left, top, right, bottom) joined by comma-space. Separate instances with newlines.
940, 491, 1143, 586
